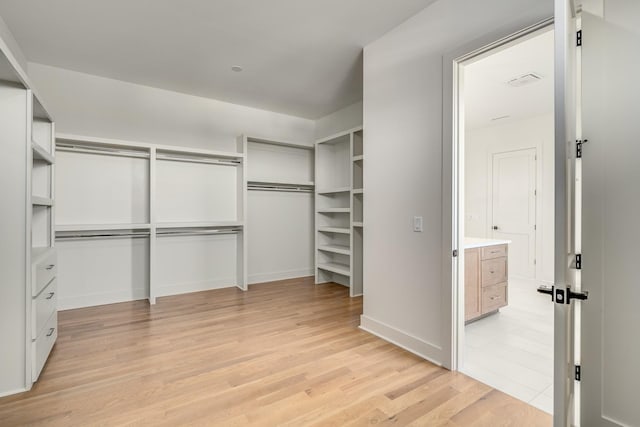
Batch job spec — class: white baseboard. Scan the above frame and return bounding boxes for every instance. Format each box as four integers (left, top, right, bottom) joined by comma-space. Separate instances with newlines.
248, 268, 314, 285
156, 278, 236, 298
359, 315, 444, 367
59, 288, 148, 310
0, 387, 27, 398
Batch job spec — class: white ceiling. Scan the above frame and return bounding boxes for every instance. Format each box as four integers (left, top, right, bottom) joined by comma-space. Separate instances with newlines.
0, 0, 435, 119
464, 29, 554, 130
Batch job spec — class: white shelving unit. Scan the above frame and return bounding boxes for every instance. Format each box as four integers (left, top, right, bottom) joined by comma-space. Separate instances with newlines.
238, 135, 315, 285
0, 40, 58, 396
314, 127, 364, 296
54, 134, 247, 307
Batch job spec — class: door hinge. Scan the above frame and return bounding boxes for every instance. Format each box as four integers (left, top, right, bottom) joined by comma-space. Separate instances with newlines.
575, 254, 582, 270
577, 30, 582, 47
576, 139, 589, 158
575, 365, 581, 381
453, 249, 458, 257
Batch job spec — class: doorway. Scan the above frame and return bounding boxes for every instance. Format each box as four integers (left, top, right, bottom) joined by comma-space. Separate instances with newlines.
455, 25, 555, 414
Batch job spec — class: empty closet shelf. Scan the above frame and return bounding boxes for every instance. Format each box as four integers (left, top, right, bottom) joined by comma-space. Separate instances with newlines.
317, 208, 350, 214
318, 227, 350, 234
32, 247, 55, 265
56, 223, 151, 232
352, 189, 363, 194
32, 141, 54, 164
318, 245, 351, 256
156, 221, 243, 229
318, 262, 351, 277
352, 222, 363, 227
32, 196, 54, 206
353, 155, 364, 162
317, 187, 351, 195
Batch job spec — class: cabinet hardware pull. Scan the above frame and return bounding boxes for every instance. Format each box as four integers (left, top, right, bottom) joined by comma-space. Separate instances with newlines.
46, 328, 55, 337
46, 292, 55, 300
45, 264, 55, 270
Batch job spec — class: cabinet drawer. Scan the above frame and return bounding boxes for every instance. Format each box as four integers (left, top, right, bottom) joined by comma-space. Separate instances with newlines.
32, 279, 57, 340
481, 244, 507, 260
33, 311, 57, 381
33, 250, 57, 297
482, 283, 508, 314
481, 257, 507, 286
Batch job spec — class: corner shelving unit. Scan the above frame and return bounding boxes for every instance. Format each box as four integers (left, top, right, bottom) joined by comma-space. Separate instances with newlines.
54, 134, 247, 307
314, 126, 364, 296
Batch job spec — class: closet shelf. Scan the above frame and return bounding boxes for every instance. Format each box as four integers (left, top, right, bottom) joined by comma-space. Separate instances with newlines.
353, 222, 364, 228
317, 187, 351, 195
56, 223, 151, 232
248, 179, 314, 187
32, 246, 55, 265
317, 208, 350, 214
318, 244, 351, 256
318, 262, 351, 277
318, 226, 350, 235
156, 221, 243, 230
32, 141, 54, 164
32, 196, 53, 206
353, 155, 364, 162
352, 189, 364, 194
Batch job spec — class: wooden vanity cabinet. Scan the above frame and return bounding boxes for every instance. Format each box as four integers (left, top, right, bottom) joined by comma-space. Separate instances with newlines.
465, 244, 508, 323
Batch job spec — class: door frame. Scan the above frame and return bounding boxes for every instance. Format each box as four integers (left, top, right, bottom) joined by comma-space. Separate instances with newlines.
441, 14, 563, 418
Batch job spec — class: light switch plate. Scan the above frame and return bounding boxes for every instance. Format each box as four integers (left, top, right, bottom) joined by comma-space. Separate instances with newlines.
413, 216, 423, 232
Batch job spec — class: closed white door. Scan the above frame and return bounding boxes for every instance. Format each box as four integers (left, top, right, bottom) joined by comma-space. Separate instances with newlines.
490, 148, 537, 278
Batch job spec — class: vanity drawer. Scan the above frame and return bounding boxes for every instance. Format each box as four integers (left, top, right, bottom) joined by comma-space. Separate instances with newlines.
482, 282, 508, 314
32, 278, 57, 340
32, 311, 57, 381
481, 257, 507, 286
481, 244, 507, 260
32, 251, 57, 297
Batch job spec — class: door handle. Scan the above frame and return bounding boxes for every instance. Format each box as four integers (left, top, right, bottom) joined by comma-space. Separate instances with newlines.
492, 226, 499, 230
538, 285, 588, 304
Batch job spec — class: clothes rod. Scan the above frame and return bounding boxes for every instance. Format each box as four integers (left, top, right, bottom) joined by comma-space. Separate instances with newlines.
155, 154, 241, 166
56, 233, 150, 241
56, 145, 150, 159
156, 230, 241, 237
247, 186, 314, 193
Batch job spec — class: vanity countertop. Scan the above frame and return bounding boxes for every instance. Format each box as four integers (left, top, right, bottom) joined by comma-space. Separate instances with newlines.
464, 237, 511, 249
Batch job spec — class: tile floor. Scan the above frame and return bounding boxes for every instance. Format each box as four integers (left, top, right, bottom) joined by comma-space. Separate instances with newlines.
462, 277, 554, 414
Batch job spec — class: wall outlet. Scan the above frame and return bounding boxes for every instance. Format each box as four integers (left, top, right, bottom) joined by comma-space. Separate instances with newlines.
413, 216, 423, 232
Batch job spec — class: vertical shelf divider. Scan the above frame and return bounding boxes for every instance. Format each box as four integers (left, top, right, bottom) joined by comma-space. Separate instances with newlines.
149, 147, 157, 304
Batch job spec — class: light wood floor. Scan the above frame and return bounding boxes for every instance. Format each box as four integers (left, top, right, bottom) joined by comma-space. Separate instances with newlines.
0, 278, 551, 426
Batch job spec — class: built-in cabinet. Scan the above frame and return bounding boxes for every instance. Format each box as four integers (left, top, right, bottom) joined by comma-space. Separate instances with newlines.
464, 242, 509, 323
314, 127, 364, 296
0, 45, 57, 396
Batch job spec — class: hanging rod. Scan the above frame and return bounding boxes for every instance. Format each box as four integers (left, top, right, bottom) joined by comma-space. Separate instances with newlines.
156, 229, 241, 237
56, 231, 151, 241
155, 154, 241, 166
248, 185, 314, 193
56, 144, 150, 159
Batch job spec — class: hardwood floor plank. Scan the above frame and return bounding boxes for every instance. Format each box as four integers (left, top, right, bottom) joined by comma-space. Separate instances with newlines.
0, 278, 550, 426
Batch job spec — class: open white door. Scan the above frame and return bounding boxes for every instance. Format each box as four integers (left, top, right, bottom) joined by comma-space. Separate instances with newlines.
552, 0, 640, 425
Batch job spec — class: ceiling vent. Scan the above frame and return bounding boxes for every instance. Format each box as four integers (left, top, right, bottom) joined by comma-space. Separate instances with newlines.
507, 73, 543, 87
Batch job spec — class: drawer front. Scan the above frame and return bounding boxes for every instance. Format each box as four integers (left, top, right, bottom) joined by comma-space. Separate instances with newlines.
481, 244, 507, 260
33, 279, 57, 339
481, 257, 507, 286
482, 283, 508, 314
33, 311, 57, 381
33, 251, 57, 297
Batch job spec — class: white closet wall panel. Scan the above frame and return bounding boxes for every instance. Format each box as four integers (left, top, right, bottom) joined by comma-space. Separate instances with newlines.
156, 234, 237, 296
56, 238, 149, 310
248, 191, 314, 284
56, 152, 149, 225
156, 161, 237, 223
247, 142, 313, 183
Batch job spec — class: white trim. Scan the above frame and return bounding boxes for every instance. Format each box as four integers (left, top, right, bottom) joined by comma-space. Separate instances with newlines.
0, 387, 28, 399
359, 315, 443, 367
156, 279, 236, 298
248, 270, 314, 285
58, 289, 149, 311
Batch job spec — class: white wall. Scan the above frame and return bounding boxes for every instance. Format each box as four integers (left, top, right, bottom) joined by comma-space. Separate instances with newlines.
314, 101, 363, 140
465, 114, 554, 284
28, 63, 316, 151
361, 0, 552, 366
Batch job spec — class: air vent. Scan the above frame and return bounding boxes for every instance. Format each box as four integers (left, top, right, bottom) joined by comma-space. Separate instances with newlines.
507, 73, 543, 87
